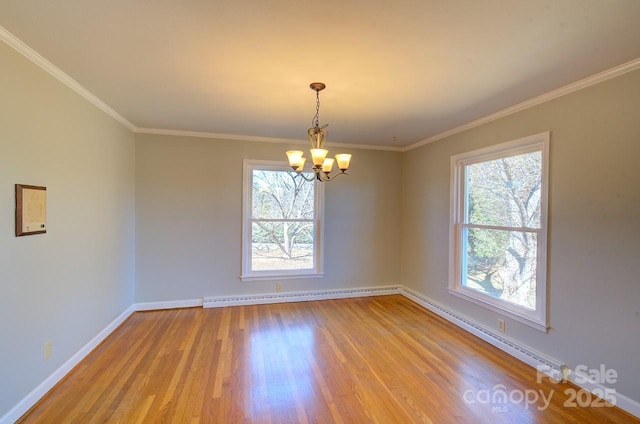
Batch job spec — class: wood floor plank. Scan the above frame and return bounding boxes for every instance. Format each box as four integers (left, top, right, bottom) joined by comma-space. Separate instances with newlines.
16, 295, 640, 424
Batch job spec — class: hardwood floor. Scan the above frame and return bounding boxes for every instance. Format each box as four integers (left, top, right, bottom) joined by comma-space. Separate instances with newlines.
18, 295, 639, 423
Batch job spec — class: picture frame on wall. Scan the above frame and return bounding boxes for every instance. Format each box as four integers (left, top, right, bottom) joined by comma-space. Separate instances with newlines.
15, 184, 47, 237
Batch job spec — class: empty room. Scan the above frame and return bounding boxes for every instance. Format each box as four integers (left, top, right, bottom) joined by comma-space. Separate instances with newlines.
1, 1, 639, 423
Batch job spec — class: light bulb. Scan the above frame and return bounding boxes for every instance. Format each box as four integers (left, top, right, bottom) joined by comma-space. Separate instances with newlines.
286, 150, 304, 168
335, 153, 352, 171
322, 158, 334, 173
310, 149, 328, 166
296, 157, 306, 172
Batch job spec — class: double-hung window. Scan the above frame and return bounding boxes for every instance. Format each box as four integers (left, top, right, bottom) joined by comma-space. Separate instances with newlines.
241, 160, 324, 281
449, 132, 549, 331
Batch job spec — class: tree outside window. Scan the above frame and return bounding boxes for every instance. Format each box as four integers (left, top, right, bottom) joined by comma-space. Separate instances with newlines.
242, 160, 324, 281
449, 132, 549, 331
464, 151, 541, 310
251, 169, 315, 271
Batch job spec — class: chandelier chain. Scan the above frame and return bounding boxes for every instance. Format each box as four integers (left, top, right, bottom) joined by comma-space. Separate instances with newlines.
312, 90, 321, 128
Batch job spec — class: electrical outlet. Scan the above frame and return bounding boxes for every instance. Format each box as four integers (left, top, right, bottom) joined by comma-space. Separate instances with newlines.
497, 319, 506, 333
276, 283, 282, 292
44, 340, 52, 360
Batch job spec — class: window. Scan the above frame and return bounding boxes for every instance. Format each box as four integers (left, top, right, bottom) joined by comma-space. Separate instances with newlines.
449, 132, 549, 331
241, 160, 324, 281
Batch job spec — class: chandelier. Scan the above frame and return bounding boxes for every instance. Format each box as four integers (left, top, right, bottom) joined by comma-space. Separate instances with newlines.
286, 82, 351, 182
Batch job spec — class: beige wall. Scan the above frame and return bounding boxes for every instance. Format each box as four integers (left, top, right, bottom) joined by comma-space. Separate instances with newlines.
135, 134, 402, 302
0, 42, 135, 417
401, 69, 640, 401
3, 27, 640, 417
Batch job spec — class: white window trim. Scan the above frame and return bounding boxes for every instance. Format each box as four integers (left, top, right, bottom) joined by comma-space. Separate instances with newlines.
448, 132, 550, 332
241, 159, 325, 282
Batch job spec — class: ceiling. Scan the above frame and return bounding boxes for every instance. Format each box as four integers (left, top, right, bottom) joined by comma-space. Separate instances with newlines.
1, 1, 639, 149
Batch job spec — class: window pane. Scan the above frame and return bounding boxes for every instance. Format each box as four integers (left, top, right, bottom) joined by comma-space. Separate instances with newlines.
467, 151, 542, 228
251, 221, 314, 271
252, 170, 314, 219
462, 227, 537, 310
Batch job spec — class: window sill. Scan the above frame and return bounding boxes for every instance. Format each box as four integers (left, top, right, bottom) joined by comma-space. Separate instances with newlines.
448, 287, 549, 333
240, 273, 325, 282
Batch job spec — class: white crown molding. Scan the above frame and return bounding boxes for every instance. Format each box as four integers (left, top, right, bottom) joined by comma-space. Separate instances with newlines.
0, 25, 136, 132
3, 24, 638, 153
320, 140, 404, 152
403, 57, 640, 152
135, 127, 305, 145
135, 127, 404, 152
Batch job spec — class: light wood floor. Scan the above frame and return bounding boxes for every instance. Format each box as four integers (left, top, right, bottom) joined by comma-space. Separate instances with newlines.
18, 295, 639, 423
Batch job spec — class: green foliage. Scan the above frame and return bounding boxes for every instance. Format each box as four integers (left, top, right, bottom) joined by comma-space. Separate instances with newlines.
468, 227, 508, 270
464, 151, 541, 308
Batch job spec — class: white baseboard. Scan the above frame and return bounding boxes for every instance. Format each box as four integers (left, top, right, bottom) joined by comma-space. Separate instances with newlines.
399, 286, 640, 419
0, 305, 135, 424
203, 285, 401, 308
399, 287, 564, 371
5, 287, 638, 421
134, 298, 202, 311
567, 368, 640, 419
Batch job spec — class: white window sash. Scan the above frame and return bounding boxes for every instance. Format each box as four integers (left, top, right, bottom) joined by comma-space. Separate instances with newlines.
449, 132, 549, 332
241, 160, 324, 281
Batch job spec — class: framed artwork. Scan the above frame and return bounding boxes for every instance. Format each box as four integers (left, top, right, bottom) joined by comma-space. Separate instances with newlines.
15, 184, 47, 237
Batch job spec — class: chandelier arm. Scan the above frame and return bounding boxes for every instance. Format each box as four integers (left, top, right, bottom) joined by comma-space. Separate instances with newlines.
316, 170, 348, 182
291, 169, 348, 183
291, 171, 317, 182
